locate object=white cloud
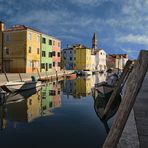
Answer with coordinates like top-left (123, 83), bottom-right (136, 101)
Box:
top-left (121, 49), bottom-right (139, 54)
top-left (70, 0), bottom-right (112, 7)
top-left (117, 34), bottom-right (148, 45)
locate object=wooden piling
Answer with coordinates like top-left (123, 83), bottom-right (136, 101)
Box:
top-left (102, 60), bottom-right (133, 119)
top-left (37, 68), bottom-right (41, 79)
top-left (102, 50), bottom-right (148, 148)
top-left (18, 73), bottom-right (23, 81)
top-left (4, 71), bottom-right (9, 82)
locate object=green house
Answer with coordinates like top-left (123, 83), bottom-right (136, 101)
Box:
top-left (41, 34), bottom-right (53, 72)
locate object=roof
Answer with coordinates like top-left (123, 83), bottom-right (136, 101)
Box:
top-left (4, 25), bottom-right (60, 41)
top-left (108, 54), bottom-right (128, 58)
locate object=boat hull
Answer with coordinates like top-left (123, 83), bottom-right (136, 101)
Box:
top-left (1, 81), bottom-right (42, 92)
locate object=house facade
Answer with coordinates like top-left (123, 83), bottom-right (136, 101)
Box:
top-left (106, 54), bottom-right (128, 70)
top-left (62, 48), bottom-right (74, 70)
top-left (95, 49), bottom-right (107, 72)
top-left (0, 22), bottom-right (61, 73)
top-left (41, 34), bottom-right (53, 72)
top-left (52, 38), bottom-right (61, 72)
top-left (75, 44), bottom-right (91, 71)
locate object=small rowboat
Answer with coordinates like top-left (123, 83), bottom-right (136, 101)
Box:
top-left (1, 81), bottom-right (42, 93)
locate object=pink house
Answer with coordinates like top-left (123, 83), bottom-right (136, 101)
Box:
top-left (52, 38), bottom-right (61, 72)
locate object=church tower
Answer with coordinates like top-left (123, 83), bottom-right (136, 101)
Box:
top-left (92, 32), bottom-right (97, 53)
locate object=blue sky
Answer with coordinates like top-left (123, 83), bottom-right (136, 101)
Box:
top-left (0, 0), bottom-right (148, 59)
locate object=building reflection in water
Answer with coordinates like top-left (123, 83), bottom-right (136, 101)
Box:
top-left (63, 73), bottom-right (107, 98)
top-left (41, 82), bottom-right (61, 116)
top-left (0, 82), bottom-right (61, 129)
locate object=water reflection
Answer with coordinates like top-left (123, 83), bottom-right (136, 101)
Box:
top-left (93, 90), bottom-right (121, 133)
top-left (0, 73), bottom-right (121, 148)
top-left (63, 73), bottom-right (107, 98)
top-left (41, 82), bottom-right (61, 116)
top-left (0, 81), bottom-right (62, 129)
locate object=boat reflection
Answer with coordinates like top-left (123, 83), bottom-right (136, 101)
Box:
top-left (0, 82), bottom-right (61, 129)
top-left (93, 86), bottom-right (121, 133)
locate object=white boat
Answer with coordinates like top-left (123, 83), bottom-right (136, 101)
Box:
top-left (1, 81), bottom-right (42, 92)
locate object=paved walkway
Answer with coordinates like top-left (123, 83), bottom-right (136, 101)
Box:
top-left (0, 70), bottom-right (73, 86)
top-left (118, 72), bottom-right (148, 148)
top-left (134, 72), bottom-right (148, 148)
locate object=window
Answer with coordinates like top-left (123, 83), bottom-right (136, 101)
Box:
top-left (58, 42), bottom-right (60, 47)
top-left (29, 99), bottom-right (32, 105)
top-left (6, 48), bottom-right (9, 55)
top-left (28, 60), bottom-right (32, 67)
top-left (49, 64), bottom-right (52, 69)
top-left (41, 63), bottom-right (45, 69)
top-left (42, 51), bottom-right (46, 57)
top-left (49, 52), bottom-right (52, 57)
top-left (49, 39), bottom-right (52, 45)
top-left (37, 48), bottom-right (40, 54)
top-left (5, 34), bottom-right (10, 42)
top-left (52, 51), bottom-right (56, 56)
top-left (70, 51), bottom-right (72, 54)
top-left (28, 46), bottom-right (32, 53)
top-left (58, 62), bottom-right (60, 67)
top-left (28, 33), bottom-right (32, 40)
top-left (42, 38), bottom-right (46, 43)
top-left (37, 36), bottom-right (40, 43)
top-left (53, 62), bottom-right (55, 67)
top-left (58, 52), bottom-right (60, 57)
top-left (70, 57), bottom-right (72, 61)
top-left (74, 57), bottom-right (76, 60)
top-left (53, 40), bottom-right (55, 45)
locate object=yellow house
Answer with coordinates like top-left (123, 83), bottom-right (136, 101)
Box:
top-left (75, 77), bottom-right (91, 98)
top-left (2, 23), bottom-right (41, 73)
top-left (74, 44), bottom-right (91, 70)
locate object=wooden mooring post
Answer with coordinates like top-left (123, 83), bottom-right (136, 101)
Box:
top-left (18, 73), bottom-right (23, 82)
top-left (102, 50), bottom-right (148, 148)
top-left (102, 60), bottom-right (133, 119)
top-left (4, 71), bottom-right (9, 82)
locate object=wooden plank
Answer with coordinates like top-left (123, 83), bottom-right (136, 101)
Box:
top-left (102, 60), bottom-right (133, 119)
top-left (102, 50), bottom-right (148, 148)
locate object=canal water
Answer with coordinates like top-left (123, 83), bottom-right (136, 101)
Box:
top-left (0, 74), bottom-right (119, 148)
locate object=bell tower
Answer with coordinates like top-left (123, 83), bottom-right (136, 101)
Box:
top-left (92, 32), bottom-right (97, 53)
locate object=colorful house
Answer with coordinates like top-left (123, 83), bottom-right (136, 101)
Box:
top-left (1, 24), bottom-right (41, 73)
top-left (75, 45), bottom-right (91, 71)
top-left (106, 54), bottom-right (128, 70)
top-left (62, 47), bottom-right (75, 70)
top-left (0, 22), bottom-right (61, 73)
top-left (41, 34), bottom-right (53, 72)
top-left (52, 38), bottom-right (61, 72)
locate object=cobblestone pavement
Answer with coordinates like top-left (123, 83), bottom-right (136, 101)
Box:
top-left (117, 109), bottom-right (139, 148)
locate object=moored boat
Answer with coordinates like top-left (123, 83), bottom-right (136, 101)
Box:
top-left (1, 81), bottom-right (42, 93)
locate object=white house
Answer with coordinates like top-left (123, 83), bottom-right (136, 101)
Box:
top-left (95, 49), bottom-right (107, 72)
